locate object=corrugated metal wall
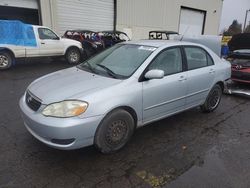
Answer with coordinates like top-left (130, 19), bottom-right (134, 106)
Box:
top-left (118, 0), bottom-right (167, 28)
top-left (55, 0), bottom-right (114, 35)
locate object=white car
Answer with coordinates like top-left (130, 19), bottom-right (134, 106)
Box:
top-left (0, 20), bottom-right (83, 70)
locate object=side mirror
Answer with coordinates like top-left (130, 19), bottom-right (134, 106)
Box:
top-left (144, 69), bottom-right (164, 80)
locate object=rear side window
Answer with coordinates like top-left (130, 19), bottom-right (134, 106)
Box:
top-left (184, 47), bottom-right (214, 70)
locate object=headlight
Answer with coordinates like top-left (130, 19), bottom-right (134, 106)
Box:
top-left (42, 100), bottom-right (88, 118)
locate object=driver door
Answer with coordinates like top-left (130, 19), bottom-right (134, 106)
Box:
top-left (142, 47), bottom-right (188, 123)
top-left (37, 28), bottom-right (64, 56)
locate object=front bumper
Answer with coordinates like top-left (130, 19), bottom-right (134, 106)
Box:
top-left (19, 95), bottom-right (104, 150)
top-left (224, 79), bottom-right (250, 97)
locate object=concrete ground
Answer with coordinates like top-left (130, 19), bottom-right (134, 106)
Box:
top-left (1, 61), bottom-right (250, 188)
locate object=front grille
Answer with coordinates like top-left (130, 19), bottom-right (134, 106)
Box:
top-left (25, 91), bottom-right (42, 111)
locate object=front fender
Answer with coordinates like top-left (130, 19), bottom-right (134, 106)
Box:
top-left (78, 80), bottom-right (143, 125)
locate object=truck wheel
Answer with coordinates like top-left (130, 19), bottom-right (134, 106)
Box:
top-left (0, 51), bottom-right (13, 70)
top-left (66, 48), bottom-right (81, 64)
top-left (200, 84), bottom-right (222, 113)
top-left (94, 109), bottom-right (135, 154)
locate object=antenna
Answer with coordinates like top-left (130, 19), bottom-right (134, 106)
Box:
top-left (180, 26), bottom-right (190, 41)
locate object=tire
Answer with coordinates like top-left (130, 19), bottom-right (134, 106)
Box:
top-left (0, 51), bottom-right (13, 70)
top-left (65, 47), bottom-right (81, 64)
top-left (200, 84), bottom-right (222, 113)
top-left (94, 109), bottom-right (135, 154)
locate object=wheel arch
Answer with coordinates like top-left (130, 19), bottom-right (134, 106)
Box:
top-left (65, 45), bottom-right (81, 55)
top-left (103, 106), bottom-right (138, 128)
top-left (215, 81), bottom-right (224, 91)
top-left (0, 47), bottom-right (16, 59)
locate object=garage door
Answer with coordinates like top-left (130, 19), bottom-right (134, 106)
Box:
top-left (56, 0), bottom-right (114, 35)
top-left (0, 0), bottom-right (39, 25)
top-left (179, 7), bottom-right (206, 35)
top-left (0, 0), bottom-right (38, 9)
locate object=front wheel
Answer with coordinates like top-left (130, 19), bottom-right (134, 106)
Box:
top-left (200, 84), bottom-right (222, 113)
top-left (94, 109), bottom-right (135, 154)
top-left (0, 51), bottom-right (13, 70)
top-left (65, 48), bottom-right (81, 64)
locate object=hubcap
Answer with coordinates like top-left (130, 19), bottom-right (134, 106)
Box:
top-left (0, 55), bottom-right (9, 68)
top-left (208, 89), bottom-right (220, 109)
top-left (69, 51), bottom-right (79, 63)
top-left (106, 120), bottom-right (128, 146)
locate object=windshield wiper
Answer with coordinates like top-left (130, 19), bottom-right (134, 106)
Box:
top-left (79, 61), bottom-right (95, 73)
top-left (96, 64), bottom-right (118, 78)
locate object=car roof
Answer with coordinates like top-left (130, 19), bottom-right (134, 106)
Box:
top-left (124, 40), bottom-right (201, 48)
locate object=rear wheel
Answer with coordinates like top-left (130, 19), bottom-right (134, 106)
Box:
top-left (0, 51), bottom-right (13, 70)
top-left (94, 109), bottom-right (135, 154)
top-left (201, 84), bottom-right (222, 113)
top-left (65, 48), bottom-right (81, 64)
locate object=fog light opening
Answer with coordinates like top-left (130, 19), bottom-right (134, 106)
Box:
top-left (51, 138), bottom-right (75, 145)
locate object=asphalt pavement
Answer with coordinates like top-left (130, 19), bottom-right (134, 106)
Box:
top-left (1, 60), bottom-right (250, 188)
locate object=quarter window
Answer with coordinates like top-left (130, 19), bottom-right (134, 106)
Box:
top-left (38, 28), bottom-right (58, 40)
top-left (184, 47), bottom-right (214, 70)
top-left (148, 48), bottom-right (183, 76)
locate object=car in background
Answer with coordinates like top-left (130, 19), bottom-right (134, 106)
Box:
top-left (149, 30), bottom-right (179, 40)
top-left (20, 40), bottom-right (231, 153)
top-left (63, 30), bottom-right (105, 59)
top-left (227, 33), bottom-right (250, 83)
top-left (0, 20), bottom-right (83, 70)
top-left (98, 30), bottom-right (130, 48)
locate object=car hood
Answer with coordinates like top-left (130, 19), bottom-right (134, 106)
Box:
top-left (228, 33), bottom-right (250, 52)
top-left (231, 59), bottom-right (250, 67)
top-left (28, 67), bottom-right (122, 104)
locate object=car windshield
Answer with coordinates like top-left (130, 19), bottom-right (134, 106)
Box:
top-left (78, 44), bottom-right (156, 79)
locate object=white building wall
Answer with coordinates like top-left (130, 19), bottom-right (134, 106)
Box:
top-left (40, 0), bottom-right (223, 39)
top-left (117, 0), bottom-right (223, 39)
top-left (39, 0), bottom-right (57, 30)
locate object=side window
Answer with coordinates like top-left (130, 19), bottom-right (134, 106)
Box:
top-left (184, 47), bottom-right (214, 70)
top-left (207, 53), bottom-right (214, 66)
top-left (148, 48), bottom-right (183, 76)
top-left (38, 28), bottom-right (58, 40)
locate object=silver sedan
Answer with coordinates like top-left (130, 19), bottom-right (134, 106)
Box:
top-left (20, 40), bottom-right (231, 153)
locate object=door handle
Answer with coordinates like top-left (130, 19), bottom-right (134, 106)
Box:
top-left (41, 42), bottom-right (45, 45)
top-left (209, 69), bottom-right (215, 74)
top-left (178, 76), bottom-right (186, 81)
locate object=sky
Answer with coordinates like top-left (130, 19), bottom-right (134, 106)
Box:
top-left (219, 0), bottom-right (250, 33)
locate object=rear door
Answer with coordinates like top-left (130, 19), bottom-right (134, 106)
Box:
top-left (142, 47), bottom-right (188, 123)
top-left (184, 46), bottom-right (216, 107)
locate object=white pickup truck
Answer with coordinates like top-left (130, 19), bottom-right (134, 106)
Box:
top-left (0, 20), bottom-right (83, 70)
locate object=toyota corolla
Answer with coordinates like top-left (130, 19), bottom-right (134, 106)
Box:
top-left (20, 40), bottom-right (231, 153)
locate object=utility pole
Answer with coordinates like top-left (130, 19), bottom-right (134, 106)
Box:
top-left (243, 9), bottom-right (250, 32)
